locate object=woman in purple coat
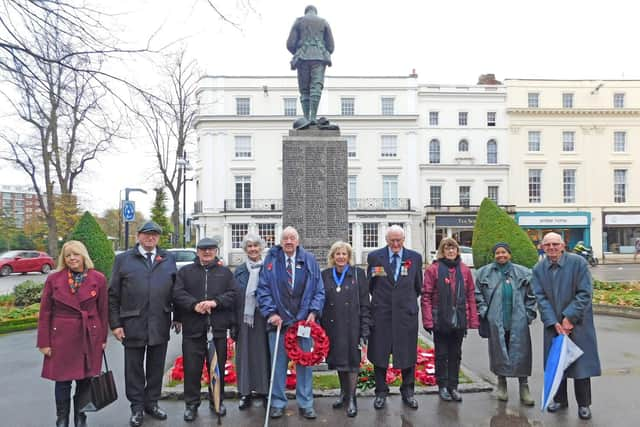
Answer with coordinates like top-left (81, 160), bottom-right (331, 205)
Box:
top-left (37, 241), bottom-right (109, 427)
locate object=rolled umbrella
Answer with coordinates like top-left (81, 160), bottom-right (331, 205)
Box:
top-left (264, 323), bottom-right (282, 427)
top-left (541, 334), bottom-right (584, 411)
top-left (207, 326), bottom-right (222, 425)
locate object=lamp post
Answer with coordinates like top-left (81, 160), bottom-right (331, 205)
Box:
top-left (176, 152), bottom-right (192, 247)
top-left (123, 187), bottom-right (147, 250)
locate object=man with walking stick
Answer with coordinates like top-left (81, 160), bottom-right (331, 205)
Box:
top-left (173, 237), bottom-right (237, 422)
top-left (257, 227), bottom-right (325, 420)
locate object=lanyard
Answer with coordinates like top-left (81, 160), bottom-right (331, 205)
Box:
top-left (332, 265), bottom-right (349, 290)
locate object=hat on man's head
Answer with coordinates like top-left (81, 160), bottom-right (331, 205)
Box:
top-left (137, 221), bottom-right (162, 234)
top-left (197, 237), bottom-right (220, 249)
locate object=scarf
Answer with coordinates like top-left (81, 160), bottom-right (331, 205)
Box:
top-left (497, 261), bottom-right (513, 330)
top-left (67, 269), bottom-right (87, 294)
top-left (243, 259), bottom-right (262, 327)
top-left (436, 257), bottom-right (466, 333)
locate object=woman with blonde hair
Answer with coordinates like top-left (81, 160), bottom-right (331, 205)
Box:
top-left (421, 237), bottom-right (479, 402)
top-left (320, 241), bottom-right (371, 417)
top-left (37, 240), bottom-right (109, 427)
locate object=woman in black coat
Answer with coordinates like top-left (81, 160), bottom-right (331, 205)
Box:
top-left (320, 241), bottom-right (371, 417)
top-left (233, 234), bottom-right (271, 410)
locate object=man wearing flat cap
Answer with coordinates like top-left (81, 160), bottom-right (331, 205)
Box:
top-left (173, 237), bottom-right (237, 422)
top-left (109, 221), bottom-right (178, 427)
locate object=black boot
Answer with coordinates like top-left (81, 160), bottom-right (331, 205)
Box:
top-left (332, 372), bottom-right (347, 409)
top-left (56, 399), bottom-right (71, 427)
top-left (73, 396), bottom-right (87, 427)
top-left (346, 372), bottom-right (358, 417)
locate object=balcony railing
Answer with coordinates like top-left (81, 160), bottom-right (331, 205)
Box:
top-left (193, 200), bottom-right (203, 214)
top-left (424, 204), bottom-right (516, 214)
top-left (224, 199), bottom-right (282, 212)
top-left (348, 198), bottom-right (412, 211)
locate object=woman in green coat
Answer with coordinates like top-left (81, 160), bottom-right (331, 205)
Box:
top-left (475, 242), bottom-right (537, 406)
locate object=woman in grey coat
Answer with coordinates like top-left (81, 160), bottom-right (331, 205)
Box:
top-left (475, 242), bottom-right (536, 406)
top-left (233, 234), bottom-right (270, 410)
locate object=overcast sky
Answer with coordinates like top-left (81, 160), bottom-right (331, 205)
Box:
top-left (2, 0), bottom-right (638, 216)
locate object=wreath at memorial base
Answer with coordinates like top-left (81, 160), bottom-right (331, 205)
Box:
top-left (284, 320), bottom-right (330, 366)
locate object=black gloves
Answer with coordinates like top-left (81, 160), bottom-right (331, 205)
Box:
top-left (424, 327), bottom-right (433, 335)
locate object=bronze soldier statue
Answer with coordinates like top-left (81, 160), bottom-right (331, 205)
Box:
top-left (287, 5), bottom-right (334, 129)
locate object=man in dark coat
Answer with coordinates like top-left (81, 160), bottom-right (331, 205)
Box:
top-left (173, 237), bottom-right (237, 422)
top-left (532, 232), bottom-right (601, 420)
top-left (109, 221), bottom-right (178, 427)
top-left (367, 225), bottom-right (423, 410)
top-left (257, 226), bottom-right (325, 420)
top-left (286, 5), bottom-right (334, 126)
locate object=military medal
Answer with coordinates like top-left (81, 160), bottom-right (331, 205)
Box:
top-left (333, 265), bottom-right (349, 293)
top-left (401, 266), bottom-right (408, 276)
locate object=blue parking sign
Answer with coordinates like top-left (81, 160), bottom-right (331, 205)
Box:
top-left (122, 200), bottom-right (135, 222)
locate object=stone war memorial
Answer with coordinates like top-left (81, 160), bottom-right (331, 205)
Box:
top-left (283, 5), bottom-right (346, 264)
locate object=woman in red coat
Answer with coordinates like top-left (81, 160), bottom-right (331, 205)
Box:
top-left (421, 238), bottom-right (478, 403)
top-left (37, 240), bottom-right (108, 427)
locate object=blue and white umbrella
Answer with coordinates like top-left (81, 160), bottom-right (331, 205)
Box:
top-left (541, 334), bottom-right (584, 411)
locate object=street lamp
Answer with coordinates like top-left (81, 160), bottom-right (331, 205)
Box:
top-left (176, 152), bottom-right (193, 247)
top-left (123, 187), bottom-right (147, 250)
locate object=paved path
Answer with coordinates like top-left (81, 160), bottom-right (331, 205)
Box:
top-left (589, 263), bottom-right (640, 282)
top-left (1, 314), bottom-right (639, 426)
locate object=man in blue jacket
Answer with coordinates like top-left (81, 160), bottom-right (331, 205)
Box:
top-left (257, 226), bottom-right (325, 420)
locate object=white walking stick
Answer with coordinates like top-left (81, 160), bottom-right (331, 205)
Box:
top-left (264, 322), bottom-right (282, 427)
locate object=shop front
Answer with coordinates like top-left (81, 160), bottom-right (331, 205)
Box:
top-left (516, 212), bottom-right (591, 250)
top-left (434, 215), bottom-right (476, 248)
top-left (603, 213), bottom-right (640, 254)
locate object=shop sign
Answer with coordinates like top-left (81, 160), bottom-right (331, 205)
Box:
top-left (605, 214), bottom-right (640, 225)
top-left (435, 215), bottom-right (476, 227)
top-left (518, 215), bottom-right (588, 227)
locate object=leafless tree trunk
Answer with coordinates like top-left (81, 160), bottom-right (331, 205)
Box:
top-left (135, 49), bottom-right (198, 246)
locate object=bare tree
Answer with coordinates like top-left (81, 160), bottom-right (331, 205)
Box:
top-left (135, 49), bottom-right (198, 246)
top-left (0, 8), bottom-right (120, 257)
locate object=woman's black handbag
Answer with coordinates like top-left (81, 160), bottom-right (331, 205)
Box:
top-left (77, 352), bottom-right (118, 412)
top-left (478, 284), bottom-right (499, 339)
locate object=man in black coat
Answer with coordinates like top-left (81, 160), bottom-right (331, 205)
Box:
top-left (367, 225), bottom-right (423, 410)
top-left (173, 237), bottom-right (237, 422)
top-left (109, 221), bottom-right (178, 427)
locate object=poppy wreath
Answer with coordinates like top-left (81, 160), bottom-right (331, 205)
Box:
top-left (284, 320), bottom-right (330, 366)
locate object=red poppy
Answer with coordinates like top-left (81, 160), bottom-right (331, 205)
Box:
top-left (403, 259), bottom-right (412, 269)
top-left (267, 263), bottom-right (273, 271)
top-left (155, 255), bottom-right (163, 262)
top-left (90, 290), bottom-right (97, 297)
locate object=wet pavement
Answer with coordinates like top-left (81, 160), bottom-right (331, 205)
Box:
top-left (1, 313), bottom-right (639, 426)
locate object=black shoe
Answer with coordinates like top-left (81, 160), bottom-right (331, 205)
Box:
top-left (547, 401), bottom-right (569, 413)
top-left (144, 404), bottom-right (167, 420)
top-left (129, 411), bottom-right (144, 427)
top-left (578, 406), bottom-right (592, 420)
top-left (332, 392), bottom-right (346, 409)
top-left (402, 395), bottom-right (419, 409)
top-left (239, 395), bottom-right (251, 410)
top-left (183, 405), bottom-right (198, 422)
top-left (346, 395), bottom-right (357, 417)
top-left (449, 389), bottom-right (463, 402)
top-left (270, 407), bottom-right (284, 419)
top-left (373, 394), bottom-right (386, 410)
top-left (439, 387), bottom-right (452, 401)
top-left (298, 407), bottom-right (317, 419)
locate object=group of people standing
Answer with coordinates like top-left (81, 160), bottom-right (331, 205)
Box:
top-left (37, 220), bottom-right (600, 426)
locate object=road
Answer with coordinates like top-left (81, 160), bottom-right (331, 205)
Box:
top-left (0, 271), bottom-right (49, 295)
top-left (1, 314), bottom-right (639, 426)
top-left (589, 263), bottom-right (640, 282)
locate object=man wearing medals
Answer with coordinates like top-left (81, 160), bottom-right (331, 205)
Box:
top-left (366, 225), bottom-right (423, 410)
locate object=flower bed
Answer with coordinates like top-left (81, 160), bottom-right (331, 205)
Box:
top-left (0, 294), bottom-right (40, 335)
top-left (169, 337), bottom-right (237, 386)
top-left (593, 280), bottom-right (640, 307)
top-left (357, 344), bottom-right (436, 391)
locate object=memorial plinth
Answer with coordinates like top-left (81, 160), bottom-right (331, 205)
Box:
top-left (283, 129), bottom-right (348, 265)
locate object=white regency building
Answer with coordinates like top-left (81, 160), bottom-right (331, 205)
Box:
top-left (192, 75), bottom-right (509, 266)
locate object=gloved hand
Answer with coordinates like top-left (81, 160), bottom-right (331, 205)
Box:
top-left (360, 336), bottom-right (368, 347)
top-left (424, 327), bottom-right (432, 335)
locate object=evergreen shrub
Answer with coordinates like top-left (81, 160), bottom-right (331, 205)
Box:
top-left (68, 211), bottom-right (115, 279)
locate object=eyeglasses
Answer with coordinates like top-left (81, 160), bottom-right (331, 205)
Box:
top-left (543, 243), bottom-right (562, 247)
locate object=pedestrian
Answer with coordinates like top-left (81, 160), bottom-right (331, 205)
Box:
top-left (37, 240), bottom-right (108, 427)
top-left (634, 237), bottom-right (640, 262)
top-left (367, 225), bottom-right (423, 410)
top-left (286, 5), bottom-right (334, 126)
top-left (172, 237), bottom-right (237, 422)
top-left (422, 237), bottom-right (479, 402)
top-left (532, 232), bottom-right (601, 420)
top-left (320, 241), bottom-right (371, 417)
top-left (257, 226), bottom-right (325, 420)
top-left (108, 221), bottom-right (178, 427)
top-left (233, 234), bottom-right (270, 410)
top-left (475, 242), bottom-right (537, 406)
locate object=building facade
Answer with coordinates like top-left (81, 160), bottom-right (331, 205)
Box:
top-left (192, 75), bottom-right (508, 265)
top-left (506, 79), bottom-right (640, 258)
top-left (0, 185), bottom-right (43, 228)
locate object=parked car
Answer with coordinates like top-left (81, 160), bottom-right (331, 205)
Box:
top-left (429, 245), bottom-right (474, 267)
top-left (0, 250), bottom-right (55, 276)
top-left (167, 248), bottom-right (197, 269)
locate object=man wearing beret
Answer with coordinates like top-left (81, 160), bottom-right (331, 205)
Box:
top-left (173, 238), bottom-right (237, 422)
top-left (109, 221), bottom-right (178, 427)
